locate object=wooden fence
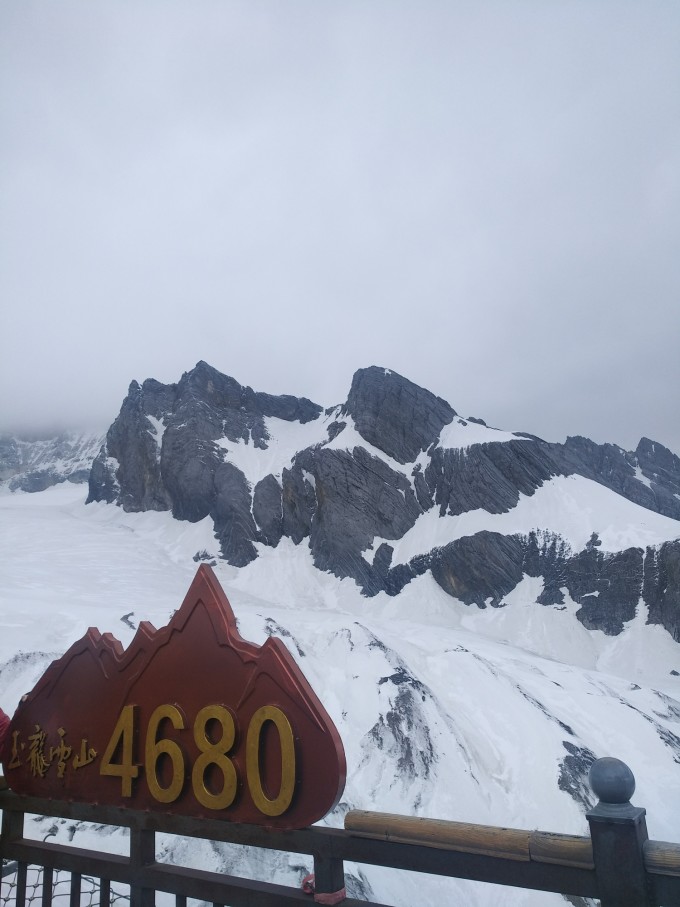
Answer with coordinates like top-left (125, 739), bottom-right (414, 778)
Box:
top-left (1, 758), bottom-right (679, 906)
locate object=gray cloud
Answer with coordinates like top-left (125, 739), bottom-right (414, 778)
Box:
top-left (1, 1), bottom-right (678, 453)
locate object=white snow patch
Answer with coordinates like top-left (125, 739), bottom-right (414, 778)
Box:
top-left (436, 418), bottom-right (524, 449)
top-left (379, 474), bottom-right (680, 566)
top-left (104, 456), bottom-right (121, 492)
top-left (146, 416), bottom-right (166, 461)
top-left (215, 415), bottom-right (327, 486)
top-left (635, 465), bottom-right (653, 489)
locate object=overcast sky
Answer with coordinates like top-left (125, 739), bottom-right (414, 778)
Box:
top-left (1, 2), bottom-right (678, 454)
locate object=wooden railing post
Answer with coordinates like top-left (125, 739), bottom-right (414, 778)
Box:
top-left (129, 827), bottom-right (155, 907)
top-left (313, 854), bottom-right (346, 904)
top-left (1, 806), bottom-right (25, 904)
top-left (586, 757), bottom-right (653, 907)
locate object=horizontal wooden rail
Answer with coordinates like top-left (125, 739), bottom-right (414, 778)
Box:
top-left (645, 840), bottom-right (680, 877)
top-left (345, 810), bottom-right (594, 870)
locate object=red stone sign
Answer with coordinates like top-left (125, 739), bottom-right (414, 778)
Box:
top-left (2, 565), bottom-right (346, 829)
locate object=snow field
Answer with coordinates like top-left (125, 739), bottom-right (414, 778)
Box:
top-left (1, 484), bottom-right (680, 907)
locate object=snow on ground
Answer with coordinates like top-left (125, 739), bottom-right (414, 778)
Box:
top-left (365, 473), bottom-right (680, 566)
top-left (1, 485), bottom-right (680, 906)
top-left (436, 417), bottom-right (523, 448)
top-left (214, 413), bottom-right (328, 486)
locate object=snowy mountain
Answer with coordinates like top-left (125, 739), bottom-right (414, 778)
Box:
top-left (0, 430), bottom-right (104, 492)
top-left (86, 362), bottom-right (680, 644)
top-left (2, 363), bottom-right (680, 906)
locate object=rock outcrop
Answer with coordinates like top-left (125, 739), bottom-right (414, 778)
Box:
top-left (342, 366), bottom-right (455, 464)
top-left (87, 361), bottom-right (323, 566)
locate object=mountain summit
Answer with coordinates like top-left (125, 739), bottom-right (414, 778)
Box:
top-left (84, 363), bottom-right (680, 643)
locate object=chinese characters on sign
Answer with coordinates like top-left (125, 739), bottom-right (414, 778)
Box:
top-left (9, 726), bottom-right (97, 778)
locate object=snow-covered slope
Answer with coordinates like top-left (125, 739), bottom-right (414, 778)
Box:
top-left (366, 473), bottom-right (680, 565)
top-left (1, 484), bottom-right (679, 906)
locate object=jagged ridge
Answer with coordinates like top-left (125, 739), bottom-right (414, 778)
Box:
top-left (85, 362), bottom-right (680, 640)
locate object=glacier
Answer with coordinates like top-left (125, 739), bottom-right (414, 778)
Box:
top-left (1, 482), bottom-right (679, 906)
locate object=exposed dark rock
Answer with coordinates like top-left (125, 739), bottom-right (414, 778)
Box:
top-left (517, 689), bottom-right (574, 735)
top-left (585, 532), bottom-right (602, 550)
top-left (372, 543), bottom-right (394, 580)
top-left (568, 548), bottom-right (643, 635)
top-left (253, 474), bottom-right (283, 547)
top-left (293, 446), bottom-right (422, 593)
top-left (431, 532), bottom-right (525, 606)
top-left (281, 457), bottom-right (317, 545)
top-left (422, 527), bottom-right (678, 639)
top-left (359, 628), bottom-right (439, 783)
top-left (425, 439), bottom-right (557, 517)
top-left (636, 437), bottom-right (680, 503)
top-left (521, 531), bottom-right (651, 634)
top-left (366, 684), bottom-right (436, 781)
top-left (326, 420), bottom-right (346, 442)
top-left (173, 360), bottom-right (321, 444)
top-left (211, 462), bottom-right (259, 566)
top-left (87, 448), bottom-right (119, 503)
top-left (523, 531), bottom-right (570, 605)
top-left (88, 380), bottom-right (173, 512)
top-left (193, 549), bottom-right (216, 563)
top-left (558, 741), bottom-right (597, 809)
top-left (644, 541), bottom-right (680, 642)
top-left (412, 463), bottom-right (434, 511)
top-left (343, 366), bottom-right (455, 464)
top-left (263, 618), bottom-right (306, 658)
top-left (161, 422), bottom-right (217, 522)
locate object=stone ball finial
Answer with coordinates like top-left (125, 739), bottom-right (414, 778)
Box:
top-left (589, 757), bottom-right (636, 804)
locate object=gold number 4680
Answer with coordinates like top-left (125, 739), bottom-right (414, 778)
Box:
top-left (99, 702), bottom-right (295, 817)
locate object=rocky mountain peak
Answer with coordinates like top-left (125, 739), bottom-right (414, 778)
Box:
top-left (64, 361), bottom-right (680, 644)
top-left (177, 360), bottom-right (244, 409)
top-left (636, 437), bottom-right (680, 483)
top-left (343, 366), bottom-right (456, 464)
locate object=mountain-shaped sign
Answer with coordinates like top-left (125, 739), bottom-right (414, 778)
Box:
top-left (2, 565), bottom-right (346, 829)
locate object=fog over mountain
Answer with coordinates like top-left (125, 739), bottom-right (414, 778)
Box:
top-left (2, 4), bottom-right (679, 455)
